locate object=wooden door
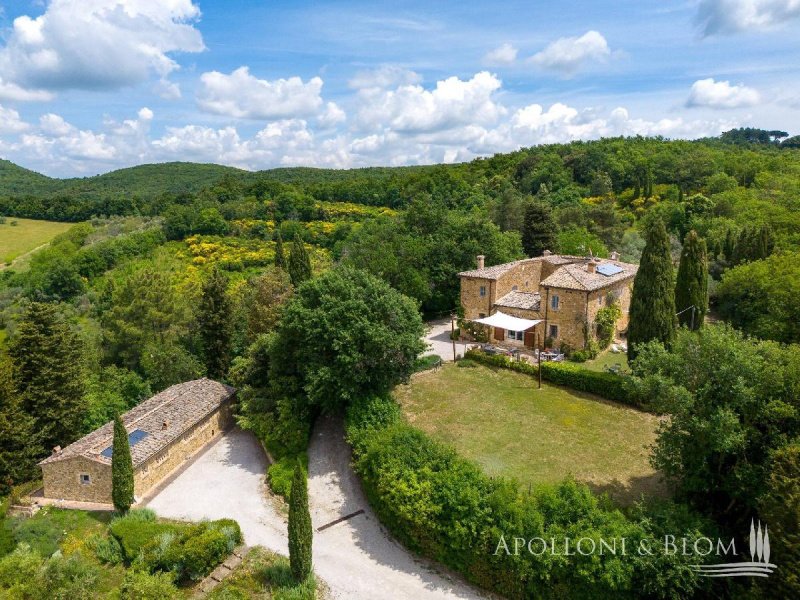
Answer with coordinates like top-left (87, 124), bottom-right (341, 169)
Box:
top-left (494, 327), bottom-right (504, 341)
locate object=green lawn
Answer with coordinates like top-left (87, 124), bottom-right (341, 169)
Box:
top-left (582, 348), bottom-right (629, 372)
top-left (396, 363), bottom-right (664, 505)
top-left (0, 217), bottom-right (73, 267)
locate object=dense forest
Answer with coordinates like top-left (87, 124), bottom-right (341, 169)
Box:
top-left (1, 128), bottom-right (799, 597)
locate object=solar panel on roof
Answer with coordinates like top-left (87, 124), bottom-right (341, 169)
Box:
top-left (596, 263), bottom-right (624, 277)
top-left (100, 429), bottom-right (149, 458)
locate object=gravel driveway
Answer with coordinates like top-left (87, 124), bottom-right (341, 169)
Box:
top-left (145, 424), bottom-right (487, 600)
top-left (424, 318), bottom-right (470, 362)
top-left (308, 415), bottom-right (487, 599)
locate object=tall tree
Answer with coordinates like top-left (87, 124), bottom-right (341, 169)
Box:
top-left (274, 230), bottom-right (286, 269)
top-left (0, 352), bottom-right (38, 494)
top-left (111, 415), bottom-right (134, 513)
top-left (288, 234), bottom-right (312, 287)
top-left (9, 302), bottom-right (85, 455)
top-left (675, 230), bottom-right (708, 330)
top-left (198, 268), bottom-right (233, 380)
top-left (521, 201), bottom-right (558, 257)
top-left (627, 218), bottom-right (676, 361)
top-left (288, 461), bottom-right (312, 582)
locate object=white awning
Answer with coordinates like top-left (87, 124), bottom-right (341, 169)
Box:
top-left (472, 311), bottom-right (543, 331)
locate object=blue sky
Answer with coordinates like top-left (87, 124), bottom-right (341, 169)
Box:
top-left (0, 0), bottom-right (798, 177)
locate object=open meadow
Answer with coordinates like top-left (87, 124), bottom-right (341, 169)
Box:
top-left (395, 362), bottom-right (665, 505)
top-left (0, 218), bottom-right (73, 268)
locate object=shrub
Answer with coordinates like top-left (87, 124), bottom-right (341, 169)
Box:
top-left (412, 354), bottom-right (442, 373)
top-left (464, 349), bottom-right (638, 410)
top-left (117, 570), bottom-right (178, 600)
top-left (456, 358), bottom-right (478, 368)
top-left (86, 532), bottom-right (123, 565)
top-left (135, 519), bottom-right (242, 583)
top-left (36, 551), bottom-right (99, 600)
top-left (267, 454), bottom-right (307, 501)
top-left (180, 527), bottom-right (230, 581)
top-left (109, 510), bottom-right (176, 562)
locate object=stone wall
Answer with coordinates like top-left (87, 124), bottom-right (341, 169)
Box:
top-left (460, 276), bottom-right (495, 319)
top-left (41, 456), bottom-right (113, 504)
top-left (494, 261), bottom-right (542, 299)
top-left (134, 402), bottom-right (234, 498)
top-left (542, 287), bottom-right (591, 350)
top-left (40, 400), bottom-right (234, 505)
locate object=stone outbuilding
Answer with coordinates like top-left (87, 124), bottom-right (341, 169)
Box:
top-left (39, 378), bottom-right (235, 505)
top-left (459, 251), bottom-right (638, 351)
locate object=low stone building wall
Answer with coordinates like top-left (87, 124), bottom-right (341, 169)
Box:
top-left (135, 403), bottom-right (233, 497)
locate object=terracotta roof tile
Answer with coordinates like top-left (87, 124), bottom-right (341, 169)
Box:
top-left (458, 255), bottom-right (584, 280)
top-left (494, 291), bottom-right (541, 311)
top-left (540, 260), bottom-right (637, 291)
top-left (40, 378), bottom-right (235, 467)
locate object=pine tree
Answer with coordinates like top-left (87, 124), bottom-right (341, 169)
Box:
top-left (274, 230), bottom-right (286, 269)
top-left (288, 234), bottom-right (312, 287)
top-left (521, 201), bottom-right (558, 257)
top-left (288, 461), bottom-right (312, 582)
top-left (198, 268), bottom-right (233, 380)
top-left (0, 352), bottom-right (38, 494)
top-left (628, 218), bottom-right (676, 361)
top-left (111, 415), bottom-right (134, 513)
top-left (675, 230), bottom-right (708, 330)
top-left (9, 302), bottom-right (85, 455)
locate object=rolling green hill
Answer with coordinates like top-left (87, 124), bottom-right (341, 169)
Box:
top-left (0, 159), bottom-right (60, 197)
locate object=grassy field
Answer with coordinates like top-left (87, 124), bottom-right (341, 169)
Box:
top-left (395, 363), bottom-right (664, 505)
top-left (582, 348), bottom-right (629, 372)
top-left (0, 217), bottom-right (73, 267)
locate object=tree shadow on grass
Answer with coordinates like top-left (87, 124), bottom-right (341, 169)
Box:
top-left (584, 472), bottom-right (669, 507)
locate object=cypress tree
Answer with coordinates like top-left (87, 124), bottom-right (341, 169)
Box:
top-left (274, 230), bottom-right (286, 269)
top-left (288, 234), bottom-right (312, 287)
top-left (111, 415), bottom-right (134, 513)
top-left (198, 268), bottom-right (233, 379)
top-left (723, 228), bottom-right (736, 262)
top-left (0, 352), bottom-right (38, 494)
top-left (521, 201), bottom-right (558, 257)
top-left (627, 218), bottom-right (676, 361)
top-left (9, 302), bottom-right (85, 455)
top-left (675, 230), bottom-right (708, 330)
top-left (288, 461), bottom-right (312, 582)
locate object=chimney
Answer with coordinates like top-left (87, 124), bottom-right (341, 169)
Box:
top-left (162, 420), bottom-right (170, 430)
top-left (543, 249), bottom-right (552, 256)
top-left (52, 445), bottom-right (62, 456)
top-left (476, 255), bottom-right (485, 270)
top-left (610, 250), bottom-right (620, 261)
top-left (587, 261), bottom-right (596, 274)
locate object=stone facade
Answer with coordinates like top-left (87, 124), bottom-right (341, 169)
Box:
top-left (39, 378), bottom-right (235, 505)
top-left (459, 254), bottom-right (637, 351)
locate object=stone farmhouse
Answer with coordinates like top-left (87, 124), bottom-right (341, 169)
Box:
top-left (459, 251), bottom-right (638, 351)
top-left (39, 378), bottom-right (235, 505)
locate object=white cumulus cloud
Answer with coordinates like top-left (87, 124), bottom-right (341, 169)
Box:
top-left (355, 71), bottom-right (505, 133)
top-left (0, 105), bottom-right (30, 134)
top-left (197, 67), bottom-right (325, 120)
top-left (0, 0), bottom-right (204, 97)
top-left (697, 0), bottom-right (800, 35)
top-left (484, 43), bottom-right (518, 66)
top-left (686, 78), bottom-right (761, 108)
top-left (529, 31), bottom-right (612, 76)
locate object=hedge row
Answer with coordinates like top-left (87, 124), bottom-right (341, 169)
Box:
top-left (464, 349), bottom-right (641, 410)
top-left (109, 509), bottom-right (242, 583)
top-left (346, 395), bottom-right (713, 600)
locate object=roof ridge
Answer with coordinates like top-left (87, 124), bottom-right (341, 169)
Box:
top-left (87, 380), bottom-right (205, 455)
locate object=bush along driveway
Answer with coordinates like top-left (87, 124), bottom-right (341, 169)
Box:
top-left (145, 426), bottom-right (487, 599)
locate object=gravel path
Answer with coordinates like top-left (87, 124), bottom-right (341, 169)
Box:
top-left (143, 428), bottom-right (288, 553)
top-left (308, 415), bottom-right (487, 600)
top-left (424, 318), bottom-right (470, 362)
top-left (145, 424), bottom-right (487, 600)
